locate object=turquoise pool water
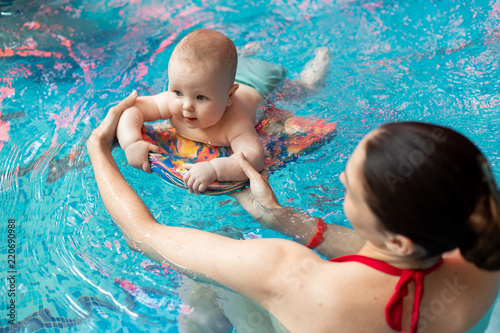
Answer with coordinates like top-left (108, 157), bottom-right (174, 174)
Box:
top-left (1, 0), bottom-right (500, 331)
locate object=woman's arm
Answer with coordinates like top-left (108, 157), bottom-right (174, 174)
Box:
top-left (87, 92), bottom-right (320, 306)
top-left (231, 153), bottom-right (366, 258)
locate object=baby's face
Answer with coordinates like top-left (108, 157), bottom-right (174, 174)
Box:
top-left (167, 58), bottom-right (233, 130)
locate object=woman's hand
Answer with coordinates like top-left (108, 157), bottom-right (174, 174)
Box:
top-left (230, 153), bottom-right (282, 223)
top-left (231, 154), bottom-right (320, 244)
top-left (87, 91), bottom-right (138, 152)
top-left (233, 153), bottom-right (366, 257)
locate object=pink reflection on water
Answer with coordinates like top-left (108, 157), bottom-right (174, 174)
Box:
top-left (119, 62), bottom-right (151, 88)
top-left (0, 120), bottom-right (10, 152)
top-left (150, 33), bottom-right (178, 65)
top-left (0, 80), bottom-right (15, 152)
top-left (48, 101), bottom-right (85, 145)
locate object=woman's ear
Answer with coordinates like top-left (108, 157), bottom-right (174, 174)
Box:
top-left (226, 83), bottom-right (239, 106)
top-left (384, 234), bottom-right (419, 256)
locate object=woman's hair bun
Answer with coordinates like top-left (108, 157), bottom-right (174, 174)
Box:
top-left (460, 187), bottom-right (500, 271)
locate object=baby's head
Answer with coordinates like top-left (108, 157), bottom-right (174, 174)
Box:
top-left (169, 29), bottom-right (238, 90)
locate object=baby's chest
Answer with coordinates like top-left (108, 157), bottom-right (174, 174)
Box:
top-left (174, 126), bottom-right (230, 147)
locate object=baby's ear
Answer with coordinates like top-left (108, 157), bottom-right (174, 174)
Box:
top-left (227, 83), bottom-right (239, 106)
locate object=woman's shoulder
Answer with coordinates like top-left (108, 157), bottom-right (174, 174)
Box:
top-left (440, 249), bottom-right (500, 304)
top-left (442, 249), bottom-right (500, 280)
top-left (424, 249), bottom-right (500, 331)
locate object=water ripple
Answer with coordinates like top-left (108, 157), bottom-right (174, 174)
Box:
top-left (1, 0), bottom-right (499, 332)
top-left (0, 144), bottom-right (21, 198)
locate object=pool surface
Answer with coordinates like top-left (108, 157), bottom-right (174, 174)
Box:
top-left (1, 0), bottom-right (500, 332)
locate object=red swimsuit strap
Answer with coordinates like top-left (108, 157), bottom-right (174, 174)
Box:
top-left (329, 254), bottom-right (443, 333)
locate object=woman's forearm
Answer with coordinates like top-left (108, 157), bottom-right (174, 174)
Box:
top-left (86, 91), bottom-right (184, 264)
top-left (87, 133), bottom-right (160, 250)
top-left (254, 206), bottom-right (365, 257)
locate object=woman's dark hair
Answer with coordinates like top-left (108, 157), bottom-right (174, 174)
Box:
top-left (362, 121), bottom-right (500, 270)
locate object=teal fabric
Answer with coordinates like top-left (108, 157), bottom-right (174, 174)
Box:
top-left (485, 295), bottom-right (500, 332)
top-left (465, 305), bottom-right (494, 333)
top-left (235, 57), bottom-right (287, 97)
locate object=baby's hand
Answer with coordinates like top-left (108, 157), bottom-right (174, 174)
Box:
top-left (183, 162), bottom-right (217, 195)
top-left (124, 140), bottom-right (159, 173)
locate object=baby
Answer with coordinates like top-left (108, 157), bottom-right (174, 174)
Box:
top-left (116, 29), bottom-right (285, 194)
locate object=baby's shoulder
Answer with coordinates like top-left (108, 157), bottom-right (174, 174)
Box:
top-left (223, 109), bottom-right (255, 132)
top-left (221, 100), bottom-right (253, 123)
top-left (235, 82), bottom-right (263, 101)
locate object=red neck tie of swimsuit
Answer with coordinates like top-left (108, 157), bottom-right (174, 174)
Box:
top-left (386, 269), bottom-right (426, 332)
top-left (330, 255), bottom-right (443, 333)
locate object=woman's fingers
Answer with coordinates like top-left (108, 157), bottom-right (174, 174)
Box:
top-left (236, 152), bottom-right (282, 210)
top-left (109, 90), bottom-right (138, 119)
top-left (238, 152), bottom-right (262, 180)
top-left (94, 91), bottom-right (138, 141)
top-left (88, 91), bottom-right (138, 150)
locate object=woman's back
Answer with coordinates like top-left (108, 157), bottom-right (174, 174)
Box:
top-left (264, 247), bottom-right (499, 333)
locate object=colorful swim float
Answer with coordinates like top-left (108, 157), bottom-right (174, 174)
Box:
top-left (142, 103), bottom-right (337, 195)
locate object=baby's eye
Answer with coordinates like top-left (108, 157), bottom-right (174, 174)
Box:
top-left (197, 95), bottom-right (207, 101)
top-left (173, 90), bottom-right (182, 97)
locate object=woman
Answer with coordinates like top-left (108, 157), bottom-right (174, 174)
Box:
top-left (87, 92), bottom-right (500, 332)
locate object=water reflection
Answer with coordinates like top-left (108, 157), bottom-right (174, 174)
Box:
top-left (1, 0), bottom-right (499, 331)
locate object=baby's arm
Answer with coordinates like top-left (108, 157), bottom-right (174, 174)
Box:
top-left (184, 124), bottom-right (264, 194)
top-left (116, 92), bottom-right (170, 172)
top-left (213, 130), bottom-right (265, 181)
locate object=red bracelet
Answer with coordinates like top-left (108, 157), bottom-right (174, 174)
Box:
top-left (306, 217), bottom-right (327, 249)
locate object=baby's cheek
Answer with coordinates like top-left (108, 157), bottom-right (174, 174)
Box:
top-left (168, 101), bottom-right (181, 114)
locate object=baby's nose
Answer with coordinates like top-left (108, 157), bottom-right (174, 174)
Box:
top-left (183, 99), bottom-right (194, 111)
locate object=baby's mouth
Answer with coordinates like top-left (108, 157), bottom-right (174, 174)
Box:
top-left (183, 116), bottom-right (197, 123)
